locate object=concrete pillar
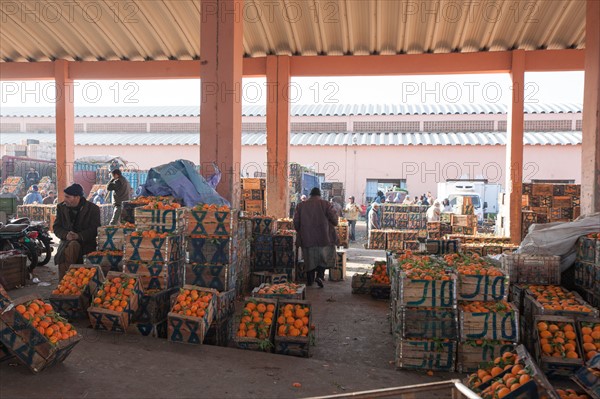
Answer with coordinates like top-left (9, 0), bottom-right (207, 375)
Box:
top-left (200, 0), bottom-right (243, 207)
top-left (582, 0), bottom-right (600, 214)
top-left (506, 50), bottom-right (525, 243)
top-left (266, 56), bottom-right (291, 218)
top-left (54, 60), bottom-right (75, 202)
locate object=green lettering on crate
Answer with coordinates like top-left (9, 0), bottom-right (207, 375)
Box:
top-left (491, 276), bottom-right (506, 301)
top-left (407, 280), bottom-right (429, 306)
top-left (440, 280), bottom-right (453, 307)
top-left (467, 312), bottom-right (490, 339)
top-left (501, 313), bottom-right (517, 341)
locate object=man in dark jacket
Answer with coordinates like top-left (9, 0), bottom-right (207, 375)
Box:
top-left (293, 187), bottom-right (338, 287)
top-left (106, 169), bottom-right (131, 225)
top-left (53, 184), bottom-right (101, 279)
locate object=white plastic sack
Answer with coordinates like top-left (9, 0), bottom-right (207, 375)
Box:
top-left (517, 212), bottom-right (600, 271)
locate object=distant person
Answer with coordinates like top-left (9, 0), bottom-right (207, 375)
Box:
top-left (106, 169), bottom-right (131, 225)
top-left (367, 203), bottom-right (381, 248)
top-left (427, 200), bottom-right (442, 222)
top-left (300, 194), bottom-right (307, 202)
top-left (426, 191), bottom-right (434, 205)
top-left (23, 185), bottom-right (43, 204)
top-left (42, 190), bottom-right (56, 205)
top-left (344, 196), bottom-right (360, 242)
top-left (374, 190), bottom-right (385, 204)
top-left (402, 195), bottom-right (413, 205)
top-left (26, 167), bottom-right (40, 187)
top-left (109, 159), bottom-right (120, 172)
top-left (442, 198), bottom-right (452, 212)
top-left (92, 189), bottom-right (106, 205)
top-left (421, 194), bottom-right (429, 206)
top-left (293, 187), bottom-right (338, 288)
top-left (415, 196), bottom-right (421, 205)
top-left (53, 184), bottom-right (100, 279)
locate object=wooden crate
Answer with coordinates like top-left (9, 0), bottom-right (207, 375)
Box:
top-left (533, 315), bottom-right (584, 378)
top-left (509, 284), bottom-right (529, 316)
top-left (49, 264), bottom-right (104, 319)
top-left (0, 294), bottom-right (82, 373)
top-left (241, 178), bottom-right (265, 190)
top-left (184, 262), bottom-right (235, 292)
top-left (457, 273), bottom-right (508, 302)
top-left (351, 273), bottom-right (372, 295)
top-left (459, 303), bottom-right (519, 342)
top-left (135, 287), bottom-right (179, 324)
top-left (394, 307), bottom-right (458, 340)
top-left (329, 250), bottom-right (346, 281)
top-left (250, 271), bottom-right (289, 288)
top-left (398, 272), bottom-right (456, 308)
top-left (457, 341), bottom-right (517, 373)
top-left (252, 283), bottom-right (305, 300)
top-left (88, 272), bottom-right (141, 332)
top-left (133, 207), bottom-right (187, 233)
top-left (233, 297), bottom-right (278, 352)
top-left (574, 261), bottom-right (598, 290)
top-left (501, 254), bottom-right (561, 285)
top-left (274, 299), bottom-right (312, 358)
top-left (85, 251), bottom-right (124, 276)
top-left (368, 230), bottom-right (386, 250)
top-left (126, 320), bottom-right (168, 339)
top-left (425, 239), bottom-right (459, 255)
top-left (573, 353), bottom-right (600, 399)
top-left (395, 338), bottom-right (457, 372)
top-left (0, 254), bottom-right (27, 290)
top-left (576, 317), bottom-right (600, 366)
top-left (187, 208), bottom-right (234, 237)
top-left (242, 200), bottom-right (264, 215)
top-left (97, 225), bottom-right (136, 251)
top-left (523, 290), bottom-right (599, 322)
top-left (215, 289), bottom-right (236, 323)
top-left (336, 224), bottom-right (349, 248)
top-left (124, 233), bottom-right (184, 263)
top-left (125, 260), bottom-right (184, 292)
top-left (167, 285), bottom-right (218, 345)
top-left (251, 217), bottom-right (276, 235)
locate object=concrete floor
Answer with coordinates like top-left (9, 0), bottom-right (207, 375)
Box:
top-left (0, 222), bottom-right (460, 399)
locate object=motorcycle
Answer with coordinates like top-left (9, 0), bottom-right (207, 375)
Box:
top-left (0, 218), bottom-right (54, 272)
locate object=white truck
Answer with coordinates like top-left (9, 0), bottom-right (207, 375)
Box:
top-left (436, 181), bottom-right (502, 222)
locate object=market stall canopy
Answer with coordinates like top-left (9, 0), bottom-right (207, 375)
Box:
top-left (0, 0), bottom-right (586, 62)
top-left (75, 156), bottom-right (127, 165)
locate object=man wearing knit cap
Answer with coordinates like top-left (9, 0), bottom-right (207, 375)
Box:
top-left (53, 183), bottom-right (101, 279)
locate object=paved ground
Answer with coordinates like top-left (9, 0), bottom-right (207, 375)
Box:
top-left (0, 222), bottom-right (461, 398)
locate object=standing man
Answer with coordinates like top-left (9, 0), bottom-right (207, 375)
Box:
top-left (294, 187), bottom-right (338, 288)
top-left (53, 184), bottom-right (100, 279)
top-left (42, 190), bottom-right (56, 204)
top-left (367, 203), bottom-right (381, 248)
top-left (344, 196), bottom-right (360, 242)
top-left (106, 169), bottom-right (130, 225)
top-left (26, 167), bottom-right (40, 188)
top-left (23, 185), bottom-right (43, 204)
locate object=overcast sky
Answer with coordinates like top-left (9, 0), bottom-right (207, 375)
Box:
top-left (0, 71), bottom-right (584, 108)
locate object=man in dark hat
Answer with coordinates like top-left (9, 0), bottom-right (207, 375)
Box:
top-left (293, 187), bottom-right (338, 287)
top-left (53, 183), bottom-right (101, 279)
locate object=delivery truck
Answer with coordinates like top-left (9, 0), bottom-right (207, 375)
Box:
top-left (436, 180), bottom-right (502, 222)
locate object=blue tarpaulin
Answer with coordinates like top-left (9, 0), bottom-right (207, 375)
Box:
top-left (139, 160), bottom-right (229, 207)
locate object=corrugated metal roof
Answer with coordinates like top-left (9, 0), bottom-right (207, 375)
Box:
top-left (0, 103), bottom-right (583, 118)
top-left (0, 0), bottom-right (585, 62)
top-left (0, 131), bottom-right (581, 146)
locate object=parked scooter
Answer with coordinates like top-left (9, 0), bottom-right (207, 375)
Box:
top-left (9, 217), bottom-right (54, 266)
top-left (0, 223), bottom-right (39, 272)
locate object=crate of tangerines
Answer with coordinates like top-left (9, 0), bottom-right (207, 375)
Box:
top-left (533, 315), bottom-right (585, 378)
top-left (446, 253), bottom-right (508, 302)
top-left (0, 295), bottom-right (81, 373)
top-left (577, 318), bottom-right (600, 365)
top-left (274, 299), bottom-right (313, 357)
top-left (167, 285), bottom-right (217, 345)
top-left (134, 200), bottom-right (187, 233)
top-left (370, 261), bottom-right (391, 300)
top-left (50, 264), bottom-right (104, 319)
top-left (87, 272), bottom-right (141, 332)
top-left (252, 282), bottom-right (305, 300)
top-left (465, 345), bottom-right (558, 399)
top-left (234, 297), bottom-right (278, 352)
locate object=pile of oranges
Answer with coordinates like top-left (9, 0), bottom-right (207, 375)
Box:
top-left (397, 254), bottom-right (452, 280)
top-left (236, 300), bottom-right (275, 340)
top-left (91, 276), bottom-right (137, 311)
top-left (276, 303), bottom-right (310, 338)
top-left (131, 196), bottom-right (174, 205)
top-left (256, 283), bottom-right (302, 296)
top-left (528, 285), bottom-right (594, 313)
top-left (52, 267), bottom-right (97, 296)
top-left (130, 230), bottom-right (170, 239)
top-left (444, 253), bottom-right (504, 276)
top-left (581, 322), bottom-right (600, 361)
top-left (16, 299), bottom-right (77, 344)
top-left (141, 201), bottom-right (182, 210)
top-left (556, 388), bottom-right (590, 399)
top-left (111, 222), bottom-right (136, 229)
top-left (87, 250), bottom-right (123, 257)
top-left (461, 301), bottom-right (512, 313)
top-left (467, 352), bottom-right (533, 398)
top-left (171, 288), bottom-right (213, 318)
top-left (371, 262), bottom-right (390, 285)
top-left (586, 232), bottom-right (600, 239)
top-left (537, 321), bottom-right (581, 359)
top-left (193, 203), bottom-right (230, 212)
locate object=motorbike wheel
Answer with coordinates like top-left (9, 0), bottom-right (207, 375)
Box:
top-left (38, 240), bottom-right (53, 266)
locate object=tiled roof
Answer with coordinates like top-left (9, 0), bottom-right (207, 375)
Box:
top-left (0, 103), bottom-right (583, 118)
top-left (0, 131), bottom-right (581, 146)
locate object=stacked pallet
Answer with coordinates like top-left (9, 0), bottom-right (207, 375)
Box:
top-left (336, 219), bottom-right (349, 248)
top-left (381, 204), bottom-right (428, 230)
top-left (573, 233), bottom-right (600, 308)
top-left (241, 178), bottom-right (266, 215)
top-left (521, 182), bottom-right (581, 239)
top-left (451, 214), bottom-right (478, 236)
top-left (389, 253), bottom-right (458, 372)
top-left (273, 230), bottom-right (296, 282)
top-left (251, 216), bottom-right (276, 274)
top-left (235, 217), bottom-right (253, 298)
top-left (447, 253), bottom-right (518, 373)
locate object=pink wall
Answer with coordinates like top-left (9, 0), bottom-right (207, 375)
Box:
top-left (72, 143), bottom-right (581, 207)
